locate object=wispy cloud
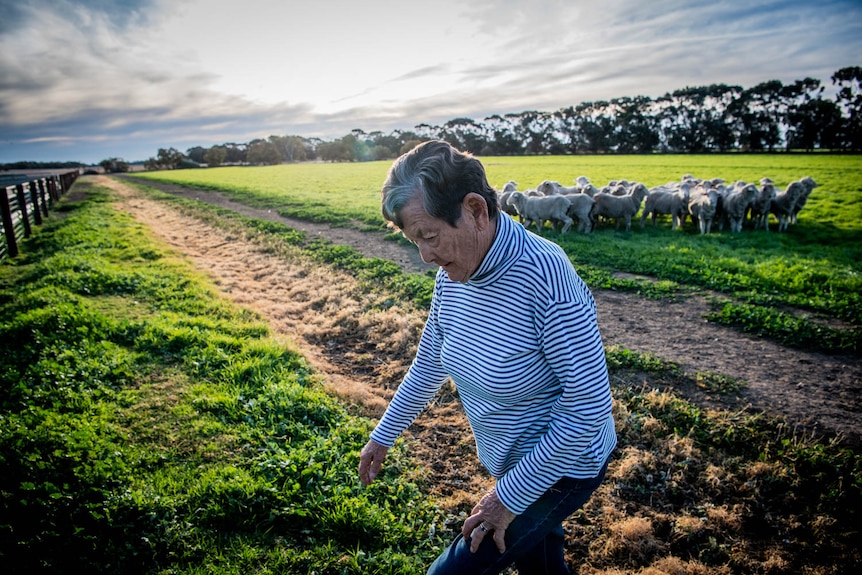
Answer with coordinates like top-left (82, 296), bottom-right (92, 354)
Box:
top-left (1, 0), bottom-right (859, 163)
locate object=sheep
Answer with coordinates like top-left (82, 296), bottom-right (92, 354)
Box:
top-left (640, 182), bottom-right (691, 230)
top-left (565, 193), bottom-right (596, 233)
top-left (768, 182), bottom-right (803, 233)
top-left (749, 181), bottom-right (776, 231)
top-left (538, 180), bottom-right (581, 195)
top-left (508, 191), bottom-right (573, 234)
top-left (591, 183), bottom-right (647, 231)
top-left (721, 183), bottom-right (759, 233)
top-left (496, 181), bottom-right (521, 222)
top-left (789, 176), bottom-right (818, 224)
top-left (688, 186), bottom-right (720, 234)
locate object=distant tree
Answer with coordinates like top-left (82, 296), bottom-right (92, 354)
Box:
top-left (269, 135), bottom-right (307, 163)
top-left (204, 146), bottom-right (227, 167)
top-left (318, 139), bottom-right (353, 162)
top-left (611, 95), bottom-right (660, 153)
top-left (246, 140), bottom-right (280, 165)
top-left (144, 147), bottom-right (185, 170)
top-left (222, 143), bottom-right (247, 164)
top-left (483, 114), bottom-right (522, 155)
top-left (99, 157), bottom-right (129, 173)
top-left (399, 139), bottom-right (423, 155)
top-left (186, 146), bottom-right (207, 164)
top-left (832, 66), bottom-right (862, 150)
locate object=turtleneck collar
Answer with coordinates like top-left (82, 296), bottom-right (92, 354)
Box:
top-left (466, 214), bottom-right (525, 287)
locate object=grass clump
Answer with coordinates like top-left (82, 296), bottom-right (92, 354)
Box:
top-left (0, 181), bottom-right (447, 574)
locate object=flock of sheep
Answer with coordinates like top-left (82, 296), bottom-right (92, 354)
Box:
top-left (497, 174), bottom-right (819, 235)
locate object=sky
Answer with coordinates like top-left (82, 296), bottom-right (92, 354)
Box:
top-left (1, 0), bottom-right (860, 165)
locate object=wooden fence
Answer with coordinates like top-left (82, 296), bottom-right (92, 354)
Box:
top-left (0, 171), bottom-right (79, 261)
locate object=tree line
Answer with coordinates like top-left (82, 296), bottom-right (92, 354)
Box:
top-left (66, 66), bottom-right (862, 172)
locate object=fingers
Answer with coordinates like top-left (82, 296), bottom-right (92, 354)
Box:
top-left (465, 521), bottom-right (507, 554)
top-left (468, 521), bottom-right (489, 553)
top-left (461, 514), bottom-right (482, 539)
top-left (492, 528), bottom-right (507, 554)
top-left (358, 440), bottom-right (388, 486)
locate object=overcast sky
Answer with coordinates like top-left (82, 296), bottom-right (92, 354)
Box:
top-left (1, 0), bottom-right (860, 164)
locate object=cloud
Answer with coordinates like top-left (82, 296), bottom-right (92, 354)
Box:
top-left (1, 0), bottom-right (860, 163)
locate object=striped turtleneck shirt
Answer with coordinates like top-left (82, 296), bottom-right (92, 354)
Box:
top-left (370, 212), bottom-right (616, 515)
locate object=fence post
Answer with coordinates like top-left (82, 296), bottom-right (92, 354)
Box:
top-left (29, 181), bottom-right (43, 226)
top-left (37, 179), bottom-right (50, 217)
top-left (0, 187), bottom-right (19, 258)
top-left (15, 184), bottom-right (32, 238)
top-left (46, 177), bottom-right (58, 201)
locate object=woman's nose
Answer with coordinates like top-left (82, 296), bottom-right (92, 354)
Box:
top-left (418, 242), bottom-right (435, 264)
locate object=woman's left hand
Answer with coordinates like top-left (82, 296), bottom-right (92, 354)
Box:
top-left (461, 487), bottom-right (517, 554)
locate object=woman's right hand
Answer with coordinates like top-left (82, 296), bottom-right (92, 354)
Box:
top-left (358, 439), bottom-right (389, 485)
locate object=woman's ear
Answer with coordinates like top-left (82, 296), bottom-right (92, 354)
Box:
top-left (463, 193), bottom-right (490, 229)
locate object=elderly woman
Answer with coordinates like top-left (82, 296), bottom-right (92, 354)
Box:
top-left (358, 140), bottom-right (616, 574)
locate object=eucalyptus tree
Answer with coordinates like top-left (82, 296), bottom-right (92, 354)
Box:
top-left (657, 84), bottom-right (740, 152)
top-left (482, 114), bottom-right (523, 155)
top-left (611, 95), bottom-right (660, 153)
top-left (832, 66), bottom-right (862, 151)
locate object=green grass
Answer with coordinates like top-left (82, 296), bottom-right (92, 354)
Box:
top-left (1, 174), bottom-right (859, 574)
top-left (0, 181), bottom-right (447, 574)
top-left (133, 154), bottom-right (862, 354)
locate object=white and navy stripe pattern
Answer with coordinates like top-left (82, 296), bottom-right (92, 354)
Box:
top-left (370, 213), bottom-right (616, 514)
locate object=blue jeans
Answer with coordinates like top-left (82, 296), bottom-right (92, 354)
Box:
top-left (426, 459), bottom-right (609, 575)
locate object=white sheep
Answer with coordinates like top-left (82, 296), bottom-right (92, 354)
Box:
top-left (688, 186), bottom-right (719, 234)
top-left (789, 176), bottom-right (818, 224)
top-left (721, 183), bottom-right (759, 233)
top-left (769, 182), bottom-right (804, 232)
top-left (749, 182), bottom-right (776, 231)
top-left (640, 183), bottom-right (691, 230)
top-left (509, 191), bottom-right (574, 234)
top-left (565, 193), bottom-right (596, 233)
top-left (591, 183), bottom-right (647, 231)
top-left (537, 180), bottom-right (581, 195)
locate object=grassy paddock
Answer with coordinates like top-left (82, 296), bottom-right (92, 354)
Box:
top-left (134, 155), bottom-right (862, 354)
top-left (1, 177), bottom-right (859, 573)
top-left (0, 181), bottom-right (446, 574)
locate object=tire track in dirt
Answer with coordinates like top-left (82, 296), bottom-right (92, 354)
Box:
top-left (113, 175), bottom-right (862, 446)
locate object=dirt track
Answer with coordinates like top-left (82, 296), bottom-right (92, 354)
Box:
top-left (111, 175), bottom-right (862, 446)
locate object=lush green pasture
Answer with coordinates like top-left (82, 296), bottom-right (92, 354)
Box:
top-left (135, 154), bottom-right (862, 353)
top-left (2, 178), bottom-right (859, 574)
top-left (0, 181), bottom-right (445, 573)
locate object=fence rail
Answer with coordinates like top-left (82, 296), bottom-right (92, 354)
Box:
top-left (0, 171), bottom-right (79, 261)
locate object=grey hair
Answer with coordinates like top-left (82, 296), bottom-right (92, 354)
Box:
top-left (381, 140), bottom-right (499, 230)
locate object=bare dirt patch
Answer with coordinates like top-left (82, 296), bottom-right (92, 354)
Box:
top-left (115, 175), bottom-right (862, 448)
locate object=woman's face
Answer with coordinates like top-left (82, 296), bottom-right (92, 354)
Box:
top-left (398, 192), bottom-right (495, 283)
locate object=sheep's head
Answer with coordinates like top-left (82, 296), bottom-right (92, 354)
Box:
top-left (537, 180), bottom-right (558, 195)
top-left (801, 176), bottom-right (818, 190)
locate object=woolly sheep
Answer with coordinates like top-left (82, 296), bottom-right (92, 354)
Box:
top-left (749, 182), bottom-right (776, 231)
top-left (688, 186), bottom-right (719, 234)
top-left (565, 193), bottom-right (596, 233)
top-left (722, 183), bottom-right (759, 233)
top-left (769, 182), bottom-right (804, 232)
top-left (591, 183), bottom-right (647, 231)
top-left (789, 176), bottom-right (818, 224)
top-left (509, 191), bottom-right (574, 234)
top-left (640, 183), bottom-right (691, 230)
